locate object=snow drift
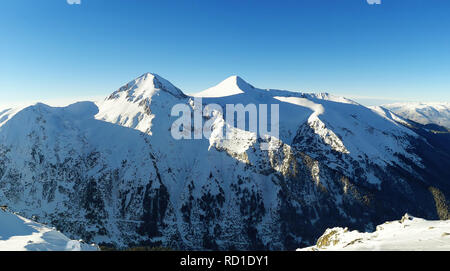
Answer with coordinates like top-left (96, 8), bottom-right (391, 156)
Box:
top-left (0, 209), bottom-right (98, 251)
top-left (298, 214), bottom-right (450, 251)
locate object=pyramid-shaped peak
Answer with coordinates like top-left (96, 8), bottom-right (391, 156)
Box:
top-left (221, 75), bottom-right (243, 82)
top-left (107, 72), bottom-right (186, 101)
top-left (219, 75), bottom-right (255, 91)
top-left (136, 72), bottom-right (182, 93)
top-left (193, 75), bottom-right (255, 98)
top-left (138, 72), bottom-right (169, 82)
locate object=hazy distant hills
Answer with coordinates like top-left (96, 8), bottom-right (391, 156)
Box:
top-left (383, 102), bottom-right (450, 130)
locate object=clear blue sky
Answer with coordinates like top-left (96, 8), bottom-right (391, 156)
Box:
top-left (1, 0), bottom-right (449, 107)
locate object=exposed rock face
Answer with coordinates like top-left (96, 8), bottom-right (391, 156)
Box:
top-left (0, 73), bottom-right (449, 250)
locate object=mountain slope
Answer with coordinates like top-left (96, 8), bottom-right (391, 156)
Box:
top-left (0, 73), bottom-right (449, 250)
top-left (298, 214), bottom-right (450, 251)
top-left (382, 102), bottom-right (450, 129)
top-left (192, 75), bottom-right (256, 97)
top-left (96, 72), bottom-right (187, 134)
top-left (0, 209), bottom-right (98, 251)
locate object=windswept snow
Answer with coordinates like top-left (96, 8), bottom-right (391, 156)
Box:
top-left (0, 106), bottom-right (28, 127)
top-left (273, 96), bottom-right (325, 117)
top-left (0, 209), bottom-right (98, 251)
top-left (298, 214), bottom-right (450, 251)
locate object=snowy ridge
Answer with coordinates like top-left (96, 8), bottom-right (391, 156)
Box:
top-left (369, 105), bottom-right (412, 127)
top-left (298, 214), bottom-right (450, 251)
top-left (0, 209), bottom-right (98, 251)
top-left (194, 75), bottom-right (422, 172)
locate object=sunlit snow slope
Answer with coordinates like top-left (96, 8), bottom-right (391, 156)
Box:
top-left (298, 214), bottom-right (450, 251)
top-left (0, 209), bottom-right (98, 251)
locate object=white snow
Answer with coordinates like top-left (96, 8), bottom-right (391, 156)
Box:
top-left (369, 105), bottom-right (412, 126)
top-left (298, 214), bottom-right (450, 251)
top-left (383, 102), bottom-right (450, 129)
top-left (192, 75), bottom-right (255, 98)
top-left (0, 106), bottom-right (29, 127)
top-left (194, 75), bottom-right (421, 171)
top-left (0, 209), bottom-right (98, 251)
top-left (95, 72), bottom-right (186, 135)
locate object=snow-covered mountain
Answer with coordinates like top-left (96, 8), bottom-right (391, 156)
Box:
top-left (382, 102), bottom-right (450, 130)
top-left (0, 73), bottom-right (449, 250)
top-left (298, 214), bottom-right (450, 251)
top-left (0, 208), bottom-right (98, 251)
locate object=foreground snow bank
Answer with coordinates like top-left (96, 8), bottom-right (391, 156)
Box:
top-left (298, 214), bottom-right (450, 251)
top-left (0, 209), bottom-right (98, 251)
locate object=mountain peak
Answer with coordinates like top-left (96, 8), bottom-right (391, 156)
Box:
top-left (216, 75), bottom-right (255, 93)
top-left (107, 72), bottom-right (185, 102)
top-left (137, 72), bottom-right (167, 83)
top-left (193, 75), bottom-right (255, 98)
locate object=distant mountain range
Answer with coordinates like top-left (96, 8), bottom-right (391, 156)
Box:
top-left (382, 102), bottom-right (450, 130)
top-left (0, 73), bottom-right (449, 250)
